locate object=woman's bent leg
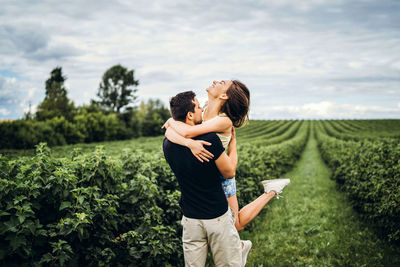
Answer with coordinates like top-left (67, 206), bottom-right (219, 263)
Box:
top-left (227, 192), bottom-right (275, 232)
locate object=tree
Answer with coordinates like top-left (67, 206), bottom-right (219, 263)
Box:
top-left (96, 64), bottom-right (139, 113)
top-left (24, 101), bottom-right (33, 120)
top-left (36, 67), bottom-right (75, 121)
top-left (138, 99), bottom-right (170, 136)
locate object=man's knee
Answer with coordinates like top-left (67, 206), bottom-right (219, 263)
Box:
top-left (206, 210), bottom-right (242, 266)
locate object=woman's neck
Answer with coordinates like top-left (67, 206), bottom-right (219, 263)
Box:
top-left (204, 97), bottom-right (224, 121)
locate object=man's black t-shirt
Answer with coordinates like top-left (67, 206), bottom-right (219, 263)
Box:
top-left (163, 132), bottom-right (227, 219)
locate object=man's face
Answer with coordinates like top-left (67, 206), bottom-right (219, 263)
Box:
top-left (191, 98), bottom-right (203, 125)
top-left (206, 80), bottom-right (233, 99)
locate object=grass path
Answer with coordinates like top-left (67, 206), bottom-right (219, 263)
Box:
top-left (240, 127), bottom-right (400, 266)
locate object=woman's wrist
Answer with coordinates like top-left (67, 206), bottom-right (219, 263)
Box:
top-left (184, 139), bottom-right (193, 148)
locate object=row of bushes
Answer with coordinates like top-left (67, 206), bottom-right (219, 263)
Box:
top-left (0, 144), bottom-right (182, 266)
top-left (236, 122), bottom-right (309, 210)
top-left (0, 114), bottom-right (123, 149)
top-left (322, 120), bottom-right (400, 141)
top-left (0, 122), bottom-right (309, 266)
top-left (0, 101), bottom-right (170, 150)
top-left (315, 122), bottom-right (400, 242)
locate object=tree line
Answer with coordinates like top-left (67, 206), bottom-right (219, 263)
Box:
top-left (0, 65), bottom-right (170, 149)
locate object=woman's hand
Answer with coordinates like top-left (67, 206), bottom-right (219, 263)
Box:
top-left (162, 118), bottom-right (173, 129)
top-left (186, 139), bottom-right (214, 163)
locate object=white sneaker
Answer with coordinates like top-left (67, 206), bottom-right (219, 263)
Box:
top-left (241, 240), bottom-right (252, 267)
top-left (261, 178), bottom-right (290, 199)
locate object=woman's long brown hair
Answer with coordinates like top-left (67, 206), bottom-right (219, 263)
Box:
top-left (220, 80), bottom-right (250, 128)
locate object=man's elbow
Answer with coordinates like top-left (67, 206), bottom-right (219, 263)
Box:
top-left (222, 169), bottom-right (235, 179)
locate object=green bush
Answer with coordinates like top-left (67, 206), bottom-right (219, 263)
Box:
top-left (0, 121), bottom-right (310, 265)
top-left (316, 122), bottom-right (400, 241)
top-left (236, 122), bottom-right (309, 211)
top-left (0, 143), bottom-right (182, 266)
top-left (0, 99), bottom-right (171, 150)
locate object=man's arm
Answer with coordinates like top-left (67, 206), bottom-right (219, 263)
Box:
top-left (215, 128), bottom-right (237, 179)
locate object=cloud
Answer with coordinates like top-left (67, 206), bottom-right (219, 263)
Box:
top-left (331, 76), bottom-right (400, 83)
top-left (0, 108), bottom-right (10, 116)
top-left (0, 24), bottom-right (81, 62)
top-left (2, 24), bottom-right (49, 53)
top-left (0, 0), bottom-right (400, 119)
top-left (140, 71), bottom-right (179, 84)
top-left (0, 75), bottom-right (18, 102)
top-left (26, 43), bottom-right (81, 61)
top-left (0, 74), bottom-right (41, 119)
top-left (252, 101), bottom-right (400, 119)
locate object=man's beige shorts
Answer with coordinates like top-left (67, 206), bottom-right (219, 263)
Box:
top-left (181, 207), bottom-right (242, 267)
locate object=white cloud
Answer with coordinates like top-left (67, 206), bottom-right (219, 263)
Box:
top-left (0, 108), bottom-right (10, 116)
top-left (252, 101), bottom-right (400, 119)
top-left (23, 104), bottom-right (37, 114)
top-left (27, 87), bottom-right (37, 98)
top-left (348, 61), bottom-right (363, 69)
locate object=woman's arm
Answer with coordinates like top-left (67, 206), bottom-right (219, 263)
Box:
top-left (227, 127), bottom-right (238, 170)
top-left (215, 128), bottom-right (237, 178)
top-left (165, 127), bottom-right (214, 162)
top-left (166, 116), bottom-right (232, 138)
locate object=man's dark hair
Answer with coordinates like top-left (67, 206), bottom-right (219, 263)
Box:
top-left (169, 91), bottom-right (196, 122)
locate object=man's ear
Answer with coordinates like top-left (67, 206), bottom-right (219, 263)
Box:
top-left (186, 111), bottom-right (194, 121)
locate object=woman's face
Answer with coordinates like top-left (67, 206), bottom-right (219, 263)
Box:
top-left (206, 80), bottom-right (233, 99)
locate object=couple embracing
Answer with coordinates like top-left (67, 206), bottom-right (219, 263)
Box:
top-left (162, 80), bottom-right (290, 266)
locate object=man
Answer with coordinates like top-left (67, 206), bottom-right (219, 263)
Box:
top-left (163, 91), bottom-right (242, 266)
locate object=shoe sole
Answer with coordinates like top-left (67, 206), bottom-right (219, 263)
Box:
top-left (242, 241), bottom-right (252, 266)
top-left (262, 179), bottom-right (291, 196)
top-left (261, 178), bottom-right (291, 186)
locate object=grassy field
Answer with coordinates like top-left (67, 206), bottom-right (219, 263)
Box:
top-left (239, 128), bottom-right (400, 266)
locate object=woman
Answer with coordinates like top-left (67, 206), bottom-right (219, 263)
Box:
top-left (163, 80), bottom-right (290, 232)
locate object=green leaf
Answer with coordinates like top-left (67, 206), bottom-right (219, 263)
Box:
top-left (0, 211), bottom-right (10, 217)
top-left (17, 214), bottom-right (26, 224)
top-left (78, 196), bottom-right (84, 204)
top-left (9, 235), bottom-right (27, 251)
top-left (78, 227), bottom-right (84, 239)
top-left (59, 201), bottom-right (71, 211)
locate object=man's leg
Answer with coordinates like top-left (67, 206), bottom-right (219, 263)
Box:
top-left (181, 216), bottom-right (208, 267)
top-left (205, 208), bottom-right (242, 267)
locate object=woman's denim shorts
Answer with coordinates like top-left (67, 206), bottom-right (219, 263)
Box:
top-left (220, 176), bottom-right (236, 198)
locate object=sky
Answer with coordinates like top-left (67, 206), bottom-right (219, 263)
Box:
top-left (0, 0), bottom-right (399, 120)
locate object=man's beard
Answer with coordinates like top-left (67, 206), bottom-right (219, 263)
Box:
top-left (194, 119), bottom-right (202, 125)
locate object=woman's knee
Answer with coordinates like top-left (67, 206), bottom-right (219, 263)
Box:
top-left (235, 223), bottom-right (245, 232)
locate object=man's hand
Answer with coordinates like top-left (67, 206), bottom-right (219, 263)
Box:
top-left (186, 139), bottom-right (214, 163)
